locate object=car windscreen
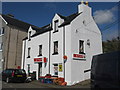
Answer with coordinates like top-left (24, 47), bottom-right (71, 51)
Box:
top-left (14, 69), bottom-right (26, 74)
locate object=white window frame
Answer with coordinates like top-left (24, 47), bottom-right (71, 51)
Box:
top-left (54, 20), bottom-right (58, 32)
top-left (0, 43), bottom-right (3, 51)
top-left (0, 27), bottom-right (4, 36)
top-left (79, 40), bottom-right (85, 54)
top-left (38, 45), bottom-right (42, 56)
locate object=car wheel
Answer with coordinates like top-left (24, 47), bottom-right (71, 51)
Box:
top-left (6, 77), bottom-right (10, 83)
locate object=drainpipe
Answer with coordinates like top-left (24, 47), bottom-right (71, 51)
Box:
top-left (23, 40), bottom-right (26, 69)
top-left (48, 31), bottom-right (51, 74)
top-left (63, 26), bottom-right (65, 80)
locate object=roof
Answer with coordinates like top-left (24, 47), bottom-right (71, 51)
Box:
top-left (58, 12), bottom-right (82, 27)
top-left (1, 14), bottom-right (41, 32)
top-left (23, 12), bottom-right (82, 40)
top-left (31, 24), bottom-right (52, 37)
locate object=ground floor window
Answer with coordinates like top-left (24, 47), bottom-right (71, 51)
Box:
top-left (53, 64), bottom-right (58, 76)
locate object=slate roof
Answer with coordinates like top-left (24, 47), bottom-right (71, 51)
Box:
top-left (22, 12), bottom-right (82, 40)
top-left (31, 24), bottom-right (52, 37)
top-left (58, 12), bottom-right (82, 27)
top-left (1, 14), bottom-right (41, 32)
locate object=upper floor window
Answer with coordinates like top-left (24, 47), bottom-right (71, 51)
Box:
top-left (27, 47), bottom-right (31, 58)
top-left (28, 31), bottom-right (31, 41)
top-left (53, 41), bottom-right (58, 55)
top-left (38, 45), bottom-right (42, 56)
top-left (0, 27), bottom-right (5, 35)
top-left (54, 20), bottom-right (58, 32)
top-left (79, 40), bottom-right (84, 54)
top-left (0, 43), bottom-right (3, 51)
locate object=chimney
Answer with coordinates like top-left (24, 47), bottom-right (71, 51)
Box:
top-left (78, 1), bottom-right (91, 15)
top-left (6, 14), bottom-right (14, 18)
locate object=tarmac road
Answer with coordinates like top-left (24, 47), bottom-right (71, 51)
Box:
top-left (2, 80), bottom-right (90, 89)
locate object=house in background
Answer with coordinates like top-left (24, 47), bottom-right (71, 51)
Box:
top-left (0, 14), bottom-right (41, 70)
top-left (21, 2), bottom-right (102, 85)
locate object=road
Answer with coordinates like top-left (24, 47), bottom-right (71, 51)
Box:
top-left (2, 80), bottom-right (90, 89)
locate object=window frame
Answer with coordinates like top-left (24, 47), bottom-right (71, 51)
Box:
top-left (53, 20), bottom-right (59, 33)
top-left (38, 45), bottom-right (42, 56)
top-left (53, 41), bottom-right (58, 55)
top-left (0, 27), bottom-right (5, 35)
top-left (0, 43), bottom-right (3, 51)
top-left (53, 64), bottom-right (58, 76)
top-left (28, 31), bottom-right (31, 41)
top-left (27, 47), bottom-right (31, 58)
top-left (79, 40), bottom-right (85, 54)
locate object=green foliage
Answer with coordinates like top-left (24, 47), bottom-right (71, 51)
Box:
top-left (102, 37), bottom-right (120, 53)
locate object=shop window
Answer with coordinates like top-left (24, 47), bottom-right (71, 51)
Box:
top-left (53, 41), bottom-right (58, 55)
top-left (38, 45), bottom-right (42, 56)
top-left (79, 40), bottom-right (85, 54)
top-left (53, 64), bottom-right (58, 76)
top-left (28, 31), bottom-right (31, 41)
top-left (27, 47), bottom-right (31, 58)
top-left (53, 20), bottom-right (58, 33)
top-left (0, 27), bottom-right (4, 35)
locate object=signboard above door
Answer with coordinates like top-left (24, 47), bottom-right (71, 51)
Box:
top-left (34, 57), bottom-right (47, 63)
top-left (73, 54), bottom-right (86, 60)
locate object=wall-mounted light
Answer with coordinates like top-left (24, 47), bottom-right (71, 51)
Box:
top-left (76, 29), bottom-right (78, 33)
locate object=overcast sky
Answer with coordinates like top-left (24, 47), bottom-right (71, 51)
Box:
top-left (2, 2), bottom-right (119, 41)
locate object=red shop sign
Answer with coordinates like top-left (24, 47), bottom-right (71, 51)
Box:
top-left (34, 58), bottom-right (42, 62)
top-left (73, 54), bottom-right (85, 59)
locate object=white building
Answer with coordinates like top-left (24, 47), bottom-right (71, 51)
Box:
top-left (21, 2), bottom-right (102, 85)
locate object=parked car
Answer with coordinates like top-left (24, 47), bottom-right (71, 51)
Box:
top-left (91, 51), bottom-right (120, 88)
top-left (2, 69), bottom-right (27, 83)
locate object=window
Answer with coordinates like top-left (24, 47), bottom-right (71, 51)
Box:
top-left (27, 64), bottom-right (30, 76)
top-left (27, 47), bottom-right (31, 58)
top-left (0, 27), bottom-right (4, 35)
top-left (38, 45), bottom-right (42, 56)
top-left (53, 64), bottom-right (58, 76)
top-left (79, 40), bottom-right (84, 54)
top-left (28, 31), bottom-right (31, 41)
top-left (54, 20), bottom-right (58, 32)
top-left (53, 41), bottom-right (58, 55)
top-left (0, 43), bottom-right (3, 51)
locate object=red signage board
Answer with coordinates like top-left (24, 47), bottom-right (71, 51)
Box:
top-left (73, 54), bottom-right (85, 59)
top-left (34, 58), bottom-right (42, 62)
top-left (43, 57), bottom-right (47, 63)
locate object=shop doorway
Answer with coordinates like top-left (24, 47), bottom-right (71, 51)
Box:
top-left (38, 63), bottom-right (42, 77)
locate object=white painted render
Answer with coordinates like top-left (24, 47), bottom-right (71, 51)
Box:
top-left (21, 3), bottom-right (102, 86)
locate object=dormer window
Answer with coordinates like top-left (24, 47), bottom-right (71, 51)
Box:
top-left (28, 31), bottom-right (31, 41)
top-left (54, 20), bottom-right (58, 33)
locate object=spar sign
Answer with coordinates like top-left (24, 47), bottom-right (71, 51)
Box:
top-left (34, 57), bottom-right (47, 63)
top-left (73, 54), bottom-right (86, 60)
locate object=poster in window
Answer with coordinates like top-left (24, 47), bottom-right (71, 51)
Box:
top-left (59, 64), bottom-right (62, 72)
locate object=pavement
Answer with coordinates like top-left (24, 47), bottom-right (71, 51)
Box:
top-left (2, 80), bottom-right (90, 89)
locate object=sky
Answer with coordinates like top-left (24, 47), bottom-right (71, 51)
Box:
top-left (2, 2), bottom-right (119, 41)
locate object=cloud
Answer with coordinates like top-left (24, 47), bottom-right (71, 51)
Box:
top-left (93, 6), bottom-right (117, 24)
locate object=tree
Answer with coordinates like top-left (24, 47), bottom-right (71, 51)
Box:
top-left (102, 37), bottom-right (120, 53)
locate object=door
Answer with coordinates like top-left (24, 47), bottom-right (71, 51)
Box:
top-left (38, 63), bottom-right (42, 77)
